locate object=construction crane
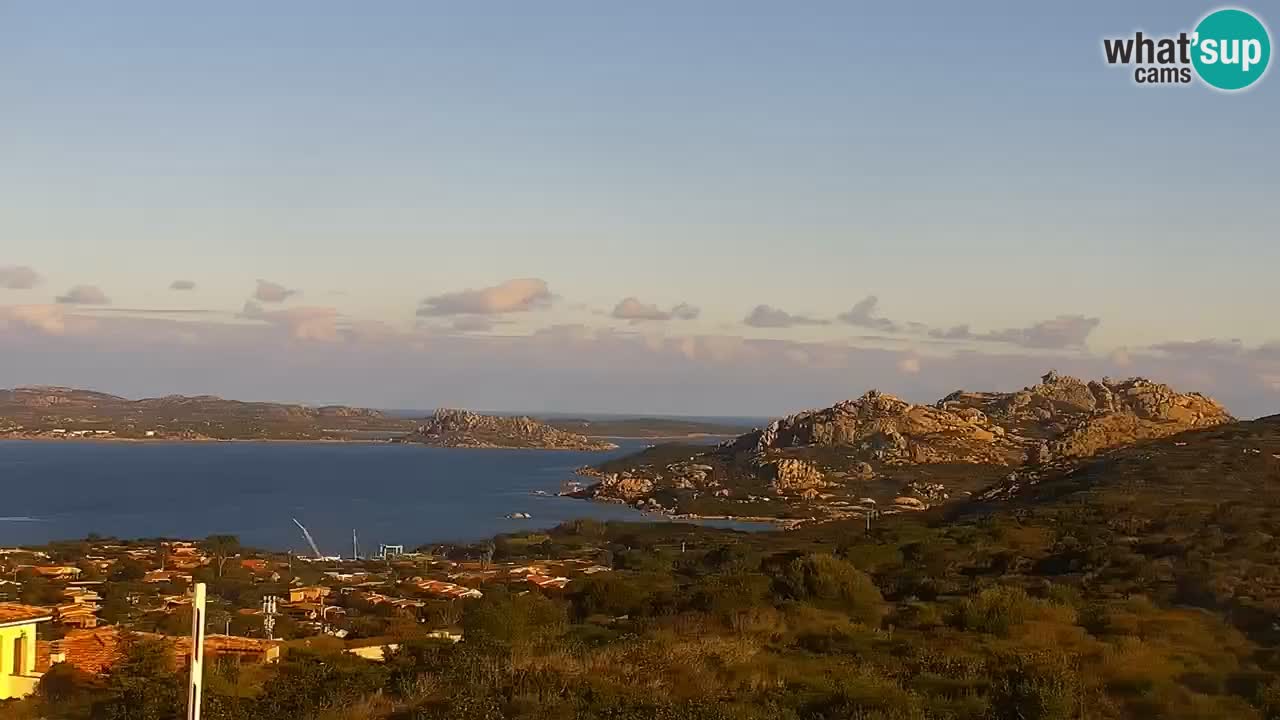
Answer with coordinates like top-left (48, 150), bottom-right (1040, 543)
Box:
top-left (292, 518), bottom-right (324, 559)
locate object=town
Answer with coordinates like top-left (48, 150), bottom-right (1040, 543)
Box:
top-left (0, 528), bottom-right (614, 701)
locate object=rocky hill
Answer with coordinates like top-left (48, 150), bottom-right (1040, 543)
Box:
top-left (577, 372), bottom-right (1233, 519)
top-left (0, 386), bottom-right (412, 440)
top-left (405, 409), bottom-right (617, 451)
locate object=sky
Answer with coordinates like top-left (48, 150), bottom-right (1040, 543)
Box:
top-left (1, 1), bottom-right (1278, 417)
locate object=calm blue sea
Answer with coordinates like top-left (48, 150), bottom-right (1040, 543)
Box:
top-left (0, 440), bottom-right (768, 551)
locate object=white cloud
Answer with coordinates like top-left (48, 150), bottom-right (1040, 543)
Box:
top-left (897, 355), bottom-right (921, 374)
top-left (0, 266), bottom-right (41, 290)
top-left (743, 304), bottom-right (827, 328)
top-left (0, 304), bottom-right (67, 335)
top-left (254, 279), bottom-right (297, 303)
top-left (837, 296), bottom-right (899, 332)
top-left (55, 285), bottom-right (111, 305)
top-left (239, 301), bottom-right (338, 341)
top-left (418, 278), bottom-right (552, 316)
top-left (611, 297), bottom-right (701, 322)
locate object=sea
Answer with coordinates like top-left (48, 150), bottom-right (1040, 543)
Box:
top-left (0, 439), bottom-right (773, 552)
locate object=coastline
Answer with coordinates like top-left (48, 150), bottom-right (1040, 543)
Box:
top-left (0, 433), bottom-right (684, 447)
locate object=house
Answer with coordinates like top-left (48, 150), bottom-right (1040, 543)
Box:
top-left (526, 575), bottom-right (571, 590)
top-left (201, 635), bottom-right (281, 665)
top-left (143, 570), bottom-right (191, 584)
top-left (30, 565), bottom-right (82, 580)
top-left (410, 579), bottom-right (483, 600)
top-left (345, 640), bottom-right (399, 662)
top-left (63, 588), bottom-right (103, 607)
top-left (0, 603), bottom-right (52, 699)
top-left (36, 628), bottom-right (280, 676)
top-left (287, 586), bottom-right (331, 604)
top-left (53, 603), bottom-right (100, 629)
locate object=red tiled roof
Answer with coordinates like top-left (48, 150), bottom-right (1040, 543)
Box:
top-left (36, 627), bottom-right (126, 674)
top-left (36, 628), bottom-right (280, 674)
top-left (0, 602), bottom-right (53, 626)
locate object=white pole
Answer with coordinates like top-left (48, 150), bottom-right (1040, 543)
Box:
top-left (187, 582), bottom-right (207, 720)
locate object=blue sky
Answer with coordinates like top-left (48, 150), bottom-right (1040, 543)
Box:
top-left (1, 2), bottom-right (1277, 416)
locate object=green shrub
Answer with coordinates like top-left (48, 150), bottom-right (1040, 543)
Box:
top-left (775, 553), bottom-right (885, 625)
top-left (954, 586), bottom-right (1036, 636)
top-left (986, 651), bottom-right (1081, 720)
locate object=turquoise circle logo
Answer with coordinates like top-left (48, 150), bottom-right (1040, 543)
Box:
top-left (1192, 8), bottom-right (1271, 90)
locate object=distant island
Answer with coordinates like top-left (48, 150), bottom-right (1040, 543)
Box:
top-left (398, 409), bottom-right (618, 451)
top-left (573, 371), bottom-right (1235, 522)
top-left (0, 386), bottom-right (739, 446)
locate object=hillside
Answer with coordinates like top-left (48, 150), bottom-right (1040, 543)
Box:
top-left (12, 416), bottom-right (1279, 720)
top-left (0, 386), bottom-right (414, 440)
top-left (961, 414), bottom-right (1280, 639)
top-left (577, 372), bottom-right (1234, 519)
top-left (402, 409), bottom-right (618, 450)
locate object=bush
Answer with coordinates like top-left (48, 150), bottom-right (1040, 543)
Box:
top-left (775, 554), bottom-right (885, 625)
top-left (463, 588), bottom-right (567, 659)
top-left (987, 651), bottom-right (1081, 720)
top-left (955, 586), bottom-right (1037, 636)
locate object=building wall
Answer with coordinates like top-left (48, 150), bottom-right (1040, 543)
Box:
top-left (0, 623), bottom-right (41, 699)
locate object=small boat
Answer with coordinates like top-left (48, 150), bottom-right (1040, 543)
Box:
top-left (505, 512), bottom-right (532, 519)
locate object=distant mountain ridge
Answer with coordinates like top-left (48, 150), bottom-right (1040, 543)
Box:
top-left (0, 386), bottom-right (410, 440)
top-left (579, 372), bottom-right (1235, 519)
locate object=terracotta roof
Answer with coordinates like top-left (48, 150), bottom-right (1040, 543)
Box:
top-left (0, 602), bottom-right (53, 626)
top-left (36, 627), bottom-right (127, 674)
top-left (37, 628), bottom-right (280, 674)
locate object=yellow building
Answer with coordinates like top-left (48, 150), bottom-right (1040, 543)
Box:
top-left (0, 603), bottom-right (51, 699)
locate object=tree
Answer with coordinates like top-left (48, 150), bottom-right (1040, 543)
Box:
top-left (462, 589), bottom-right (566, 661)
top-left (94, 635), bottom-right (183, 720)
top-left (35, 662), bottom-right (100, 717)
top-left (202, 535), bottom-right (241, 578)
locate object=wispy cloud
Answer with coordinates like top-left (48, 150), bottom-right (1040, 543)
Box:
top-left (930, 315), bottom-right (1101, 349)
top-left (55, 285), bottom-right (111, 305)
top-left (837, 296), bottom-right (899, 332)
top-left (744, 304), bottom-right (827, 328)
top-left (0, 266), bottom-right (41, 290)
top-left (0, 304), bottom-right (67, 335)
top-left (239, 300), bottom-right (339, 341)
top-left (417, 278), bottom-right (552, 316)
top-left (451, 316), bottom-right (500, 333)
top-left (610, 297), bottom-right (701, 323)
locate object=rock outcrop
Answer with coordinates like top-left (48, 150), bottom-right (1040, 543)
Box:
top-left (408, 409), bottom-right (617, 451)
top-left (579, 372), bottom-right (1233, 517)
top-left (761, 458), bottom-right (826, 498)
top-left (725, 390), bottom-right (1021, 466)
top-left (939, 372), bottom-right (1233, 462)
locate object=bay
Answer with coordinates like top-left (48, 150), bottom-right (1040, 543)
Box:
top-left (0, 440), bottom-right (769, 551)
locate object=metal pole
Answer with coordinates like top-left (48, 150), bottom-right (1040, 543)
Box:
top-left (187, 582), bottom-right (206, 720)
